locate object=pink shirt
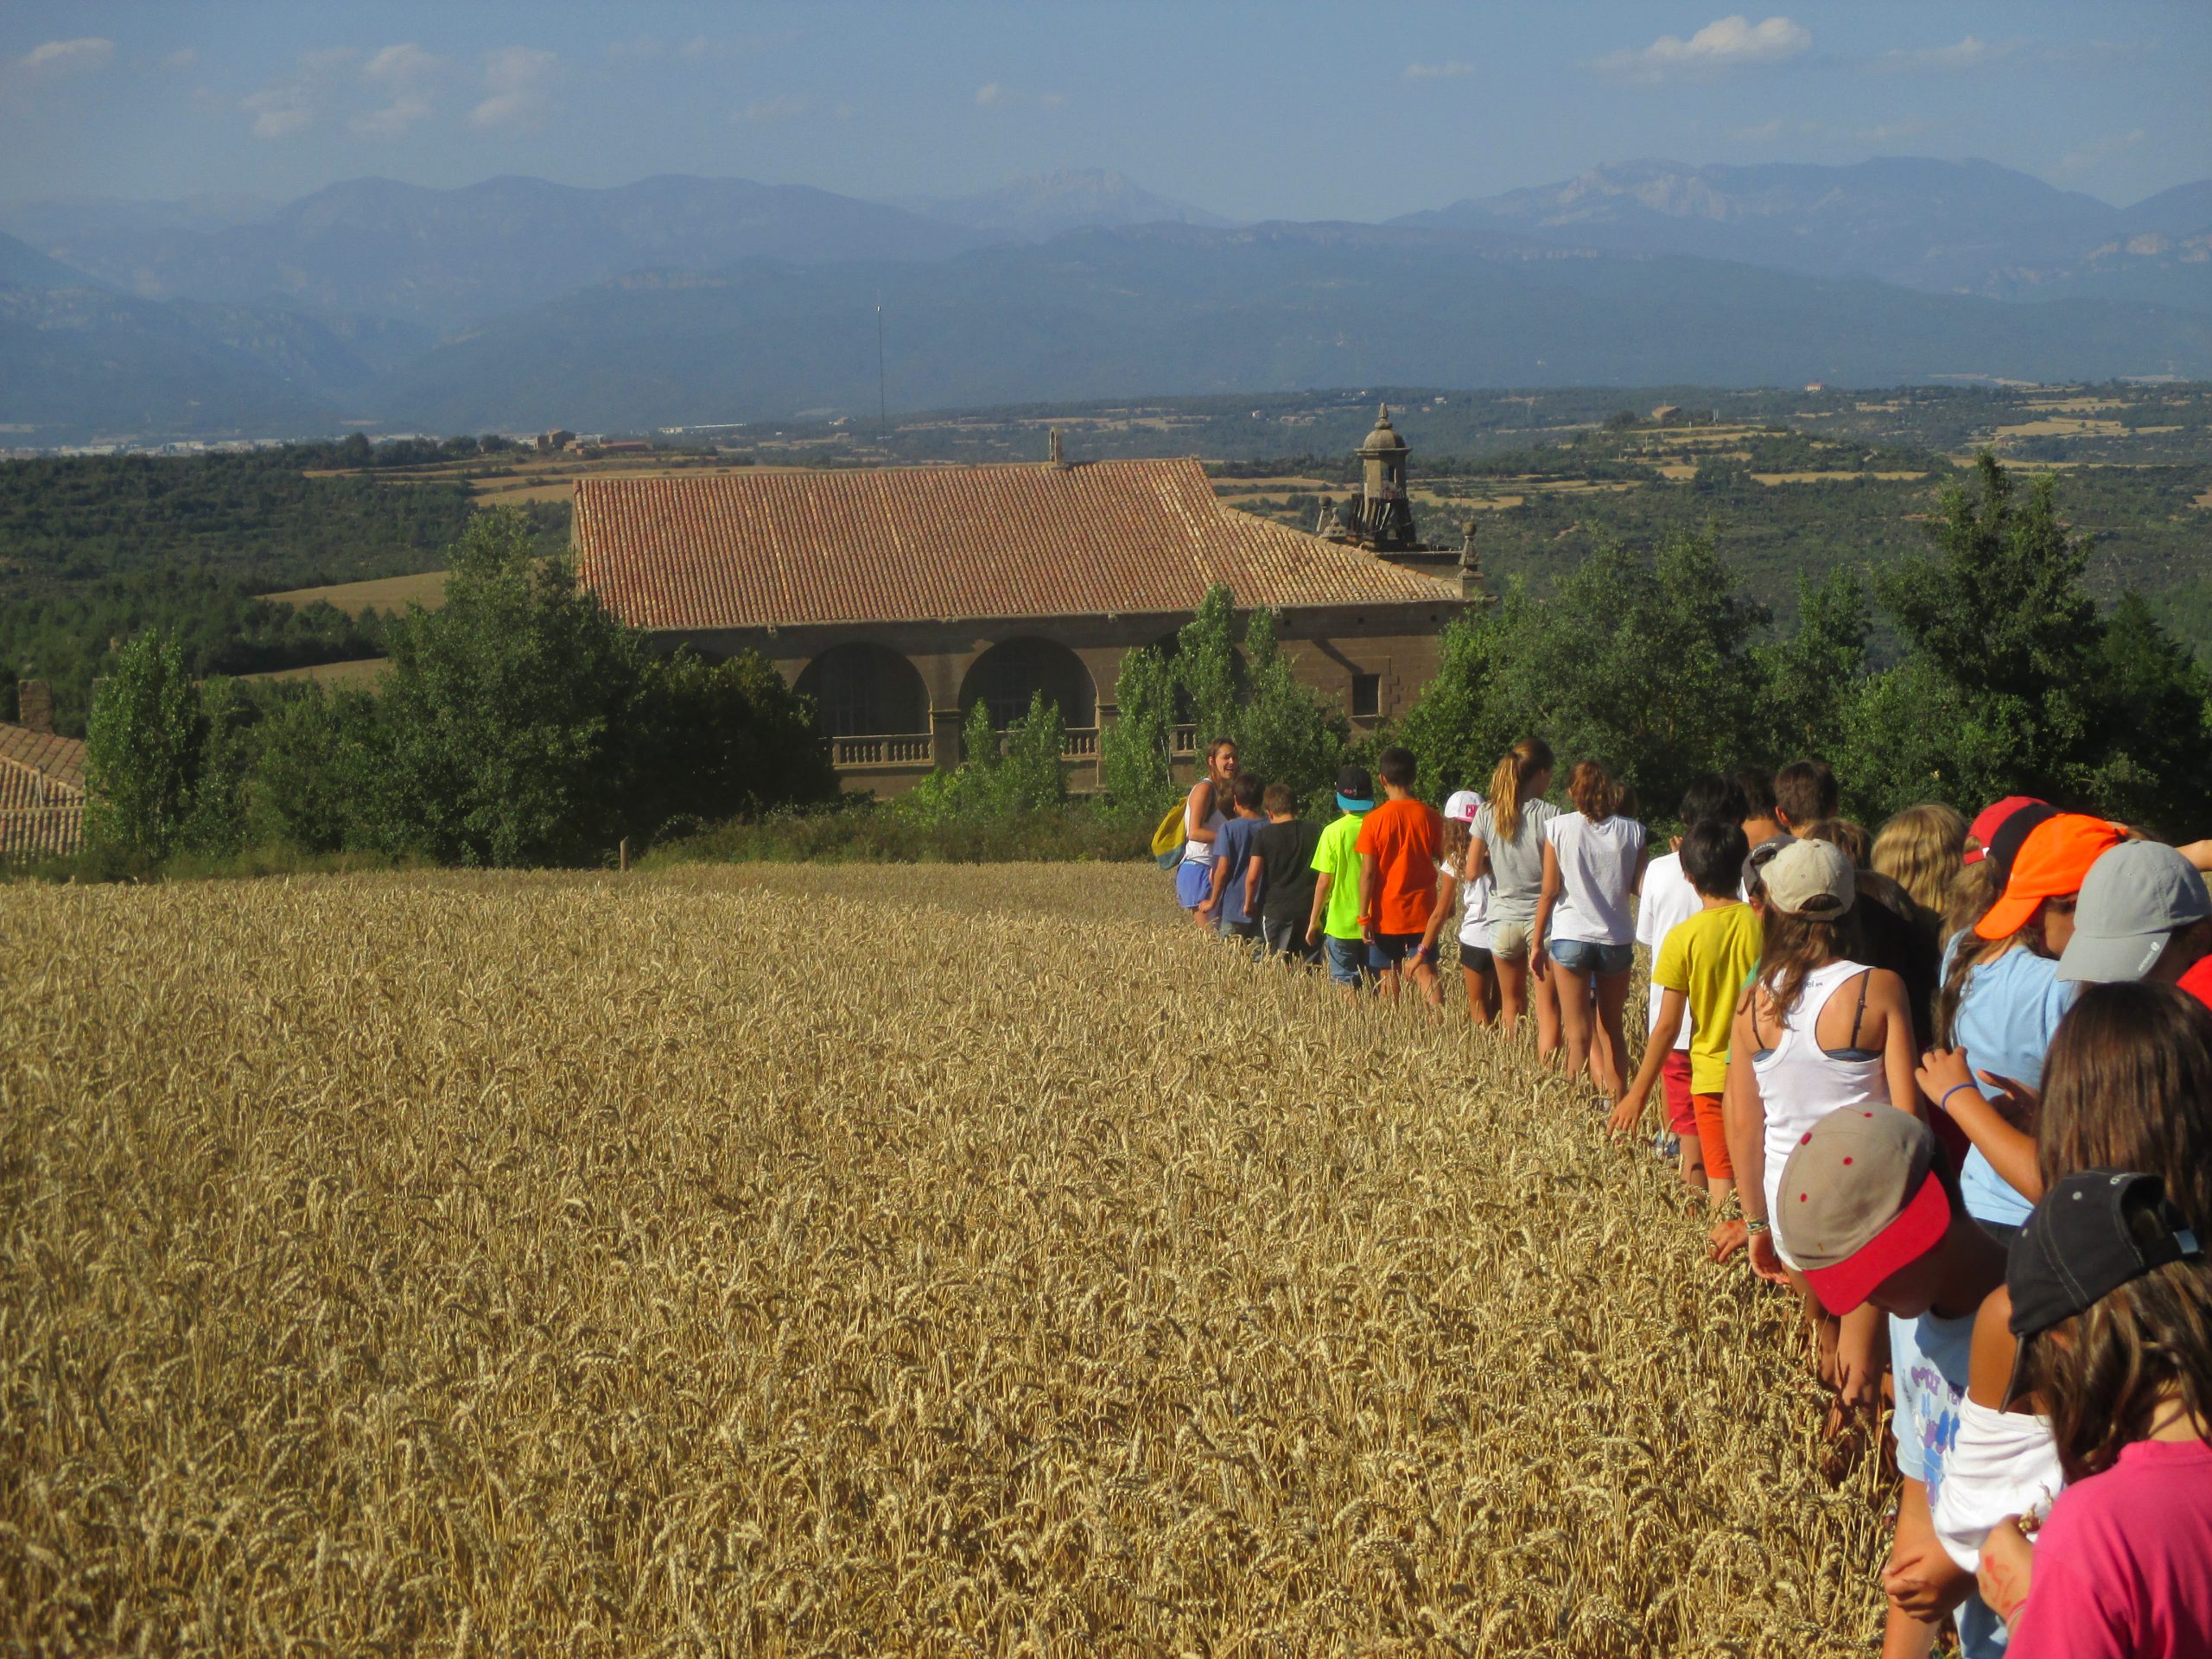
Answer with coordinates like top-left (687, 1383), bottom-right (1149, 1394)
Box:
top-left (2011, 1440), bottom-right (2212, 1659)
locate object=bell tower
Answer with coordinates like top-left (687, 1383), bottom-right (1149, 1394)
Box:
top-left (1348, 403), bottom-right (1420, 551)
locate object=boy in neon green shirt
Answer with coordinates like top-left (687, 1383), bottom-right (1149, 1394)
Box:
top-left (1306, 764), bottom-right (1376, 993)
top-left (1612, 818), bottom-right (1761, 1249)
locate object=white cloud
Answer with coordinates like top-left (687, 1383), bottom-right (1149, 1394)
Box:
top-left (364, 43), bottom-right (446, 85)
top-left (1873, 36), bottom-right (2016, 73)
top-left (21, 36), bottom-right (116, 76)
top-left (1593, 15), bottom-right (1811, 82)
top-left (353, 94), bottom-right (433, 139)
top-left (1403, 60), bottom-right (1475, 81)
top-left (737, 95), bottom-right (812, 124)
top-left (2055, 129), bottom-right (2146, 181)
top-left (301, 46), bottom-right (360, 76)
top-left (470, 45), bottom-right (556, 130)
top-left (242, 86), bottom-right (313, 139)
top-left (975, 81), bottom-right (1065, 109)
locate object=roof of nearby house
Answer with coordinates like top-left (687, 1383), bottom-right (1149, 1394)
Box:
top-left (572, 457), bottom-right (1460, 632)
top-left (0, 724), bottom-right (87, 862)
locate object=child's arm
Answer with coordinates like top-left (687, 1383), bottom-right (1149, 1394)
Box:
top-left (1307, 873), bottom-right (1332, 946)
top-left (1243, 853), bottom-right (1265, 917)
top-left (1531, 841), bottom-right (1562, 978)
top-left (1465, 832), bottom-right (1491, 887)
top-left (1608, 987), bottom-right (1685, 1136)
top-left (1358, 851), bottom-right (1380, 944)
top-left (1870, 969), bottom-right (1919, 1119)
top-left (1834, 1305), bottom-right (1885, 1416)
top-left (1202, 852), bottom-right (1229, 917)
top-left (1185, 780), bottom-right (1217, 844)
top-left (1915, 1048), bottom-right (2043, 1201)
top-left (1726, 999), bottom-right (1790, 1286)
top-left (1420, 869), bottom-right (1459, 955)
top-left (1882, 1477), bottom-right (1975, 1627)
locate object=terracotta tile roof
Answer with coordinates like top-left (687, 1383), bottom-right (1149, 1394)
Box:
top-left (0, 728), bottom-right (87, 861)
top-left (573, 458), bottom-right (1460, 631)
top-left (0, 804), bottom-right (84, 863)
top-left (0, 723), bottom-right (86, 793)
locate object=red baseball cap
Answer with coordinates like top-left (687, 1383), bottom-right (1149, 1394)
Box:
top-left (1975, 813), bottom-right (2126, 941)
top-left (1962, 796), bottom-right (2046, 866)
top-left (1777, 1108), bottom-right (1953, 1315)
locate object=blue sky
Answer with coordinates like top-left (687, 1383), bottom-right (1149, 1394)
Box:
top-left (3, 3), bottom-right (2205, 216)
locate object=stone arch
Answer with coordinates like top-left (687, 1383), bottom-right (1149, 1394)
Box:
top-left (794, 640), bottom-right (929, 736)
top-left (959, 636), bottom-right (1098, 729)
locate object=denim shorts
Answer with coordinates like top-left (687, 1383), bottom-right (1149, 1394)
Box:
top-left (1458, 943), bottom-right (1496, 976)
top-left (1324, 935), bottom-right (1372, 988)
top-left (1548, 938), bottom-right (1634, 976)
top-left (1367, 931), bottom-right (1430, 972)
top-left (1262, 914), bottom-right (1322, 964)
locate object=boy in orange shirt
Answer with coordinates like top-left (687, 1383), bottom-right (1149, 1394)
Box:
top-left (1357, 746), bottom-right (1445, 1002)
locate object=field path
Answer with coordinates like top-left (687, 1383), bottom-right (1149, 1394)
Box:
top-left (1, 865), bottom-right (1888, 1654)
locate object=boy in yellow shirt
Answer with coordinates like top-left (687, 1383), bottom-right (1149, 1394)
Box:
top-left (1611, 819), bottom-right (1762, 1249)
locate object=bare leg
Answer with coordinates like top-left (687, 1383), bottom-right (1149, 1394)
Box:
top-left (1494, 950), bottom-right (1531, 1037)
top-left (1592, 969), bottom-right (1632, 1101)
top-left (1464, 964), bottom-right (1497, 1027)
top-left (1530, 957), bottom-right (1562, 1061)
top-left (1553, 961), bottom-right (1596, 1087)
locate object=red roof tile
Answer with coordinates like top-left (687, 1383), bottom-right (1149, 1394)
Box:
top-left (0, 723), bottom-right (86, 792)
top-left (0, 804), bottom-right (84, 863)
top-left (573, 458), bottom-right (1459, 631)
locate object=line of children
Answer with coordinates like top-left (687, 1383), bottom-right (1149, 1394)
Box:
top-left (1183, 740), bottom-right (2212, 1651)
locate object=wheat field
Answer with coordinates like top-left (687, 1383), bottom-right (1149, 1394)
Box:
top-left (1, 865), bottom-right (1891, 1655)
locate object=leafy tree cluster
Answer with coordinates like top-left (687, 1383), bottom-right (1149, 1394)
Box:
top-left (84, 509), bottom-right (837, 868)
top-left (1098, 585), bottom-right (1350, 823)
top-left (1395, 457), bottom-right (2212, 835)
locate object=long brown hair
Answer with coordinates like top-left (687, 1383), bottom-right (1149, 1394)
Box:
top-left (1485, 738), bottom-right (1554, 843)
top-left (1756, 906), bottom-right (1865, 1020)
top-left (2019, 1240), bottom-right (2212, 1483)
top-left (2037, 982), bottom-right (2212, 1231)
top-left (1934, 859), bottom-right (2007, 1047)
top-left (1440, 814), bottom-right (1473, 874)
top-left (1566, 760), bottom-right (1622, 823)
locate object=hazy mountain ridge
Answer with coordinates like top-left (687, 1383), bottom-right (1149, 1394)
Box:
top-left (1395, 157), bottom-right (2212, 314)
top-left (6, 159), bottom-right (2212, 442)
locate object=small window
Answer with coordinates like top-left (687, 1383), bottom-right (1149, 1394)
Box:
top-left (1350, 673), bottom-right (1381, 718)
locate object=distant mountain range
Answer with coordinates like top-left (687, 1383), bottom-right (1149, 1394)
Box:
top-left (1, 157), bottom-right (2208, 442)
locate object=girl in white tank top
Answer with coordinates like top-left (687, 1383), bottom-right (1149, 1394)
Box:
top-left (1751, 957), bottom-right (1888, 1241)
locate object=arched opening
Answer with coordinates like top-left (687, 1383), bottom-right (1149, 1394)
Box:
top-left (959, 637), bottom-right (1097, 729)
top-left (795, 641), bottom-right (929, 737)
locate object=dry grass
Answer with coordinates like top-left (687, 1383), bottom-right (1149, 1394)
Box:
top-left (1, 864), bottom-right (1890, 1655)
top-left (264, 569), bottom-right (451, 613)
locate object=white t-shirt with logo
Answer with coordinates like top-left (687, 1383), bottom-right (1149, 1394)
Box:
top-left (1441, 858), bottom-right (1495, 950)
top-left (1544, 812), bottom-right (1647, 947)
top-left (1636, 849), bottom-right (1700, 1046)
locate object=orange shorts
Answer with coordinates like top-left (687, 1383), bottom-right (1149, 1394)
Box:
top-left (1660, 1050), bottom-right (1696, 1137)
top-left (1693, 1090), bottom-right (1732, 1181)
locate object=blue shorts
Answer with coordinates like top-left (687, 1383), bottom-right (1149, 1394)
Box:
top-left (1175, 859), bottom-right (1212, 909)
top-left (1548, 938), bottom-right (1634, 976)
top-left (1324, 935), bottom-right (1372, 988)
top-left (1367, 931), bottom-right (1431, 972)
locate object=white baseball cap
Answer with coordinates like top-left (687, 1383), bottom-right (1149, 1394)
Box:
top-left (1443, 789), bottom-right (1483, 823)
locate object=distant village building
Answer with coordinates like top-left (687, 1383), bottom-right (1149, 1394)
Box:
top-left (1313, 405), bottom-right (1423, 553)
top-left (573, 435), bottom-right (1471, 792)
top-left (0, 683), bottom-right (86, 863)
top-left (1649, 404), bottom-right (1683, 423)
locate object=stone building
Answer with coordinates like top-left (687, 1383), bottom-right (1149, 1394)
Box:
top-left (574, 448), bottom-right (1471, 793)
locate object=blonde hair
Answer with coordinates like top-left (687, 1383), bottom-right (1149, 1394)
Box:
top-left (1485, 738), bottom-right (1554, 843)
top-left (1873, 804), bottom-right (1968, 921)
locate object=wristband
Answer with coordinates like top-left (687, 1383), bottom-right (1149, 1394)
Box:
top-left (1745, 1219), bottom-right (1770, 1236)
top-left (1937, 1081), bottom-right (1979, 1115)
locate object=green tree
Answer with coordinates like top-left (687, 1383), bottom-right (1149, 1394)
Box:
top-left (1098, 645), bottom-right (1178, 822)
top-left (379, 508), bottom-right (645, 866)
top-left (84, 628), bottom-right (201, 861)
top-left (1232, 606), bottom-right (1349, 808)
top-left (1757, 568), bottom-right (1871, 765)
top-left (902, 694), bottom-right (1067, 823)
top-left (248, 684), bottom-right (397, 855)
top-left (626, 648), bottom-right (837, 839)
top-left (1174, 584), bottom-right (1241, 749)
top-left (176, 677), bottom-right (256, 857)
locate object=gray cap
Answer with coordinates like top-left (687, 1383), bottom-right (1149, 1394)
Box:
top-left (2057, 840), bottom-right (2211, 983)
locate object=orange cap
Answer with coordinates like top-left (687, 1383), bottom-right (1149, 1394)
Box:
top-left (1975, 813), bottom-right (2126, 940)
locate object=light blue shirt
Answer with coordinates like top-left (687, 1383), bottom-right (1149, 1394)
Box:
top-left (1942, 938), bottom-right (2077, 1229)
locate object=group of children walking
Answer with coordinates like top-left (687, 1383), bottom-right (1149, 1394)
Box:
top-left (1174, 737), bottom-right (2212, 1658)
